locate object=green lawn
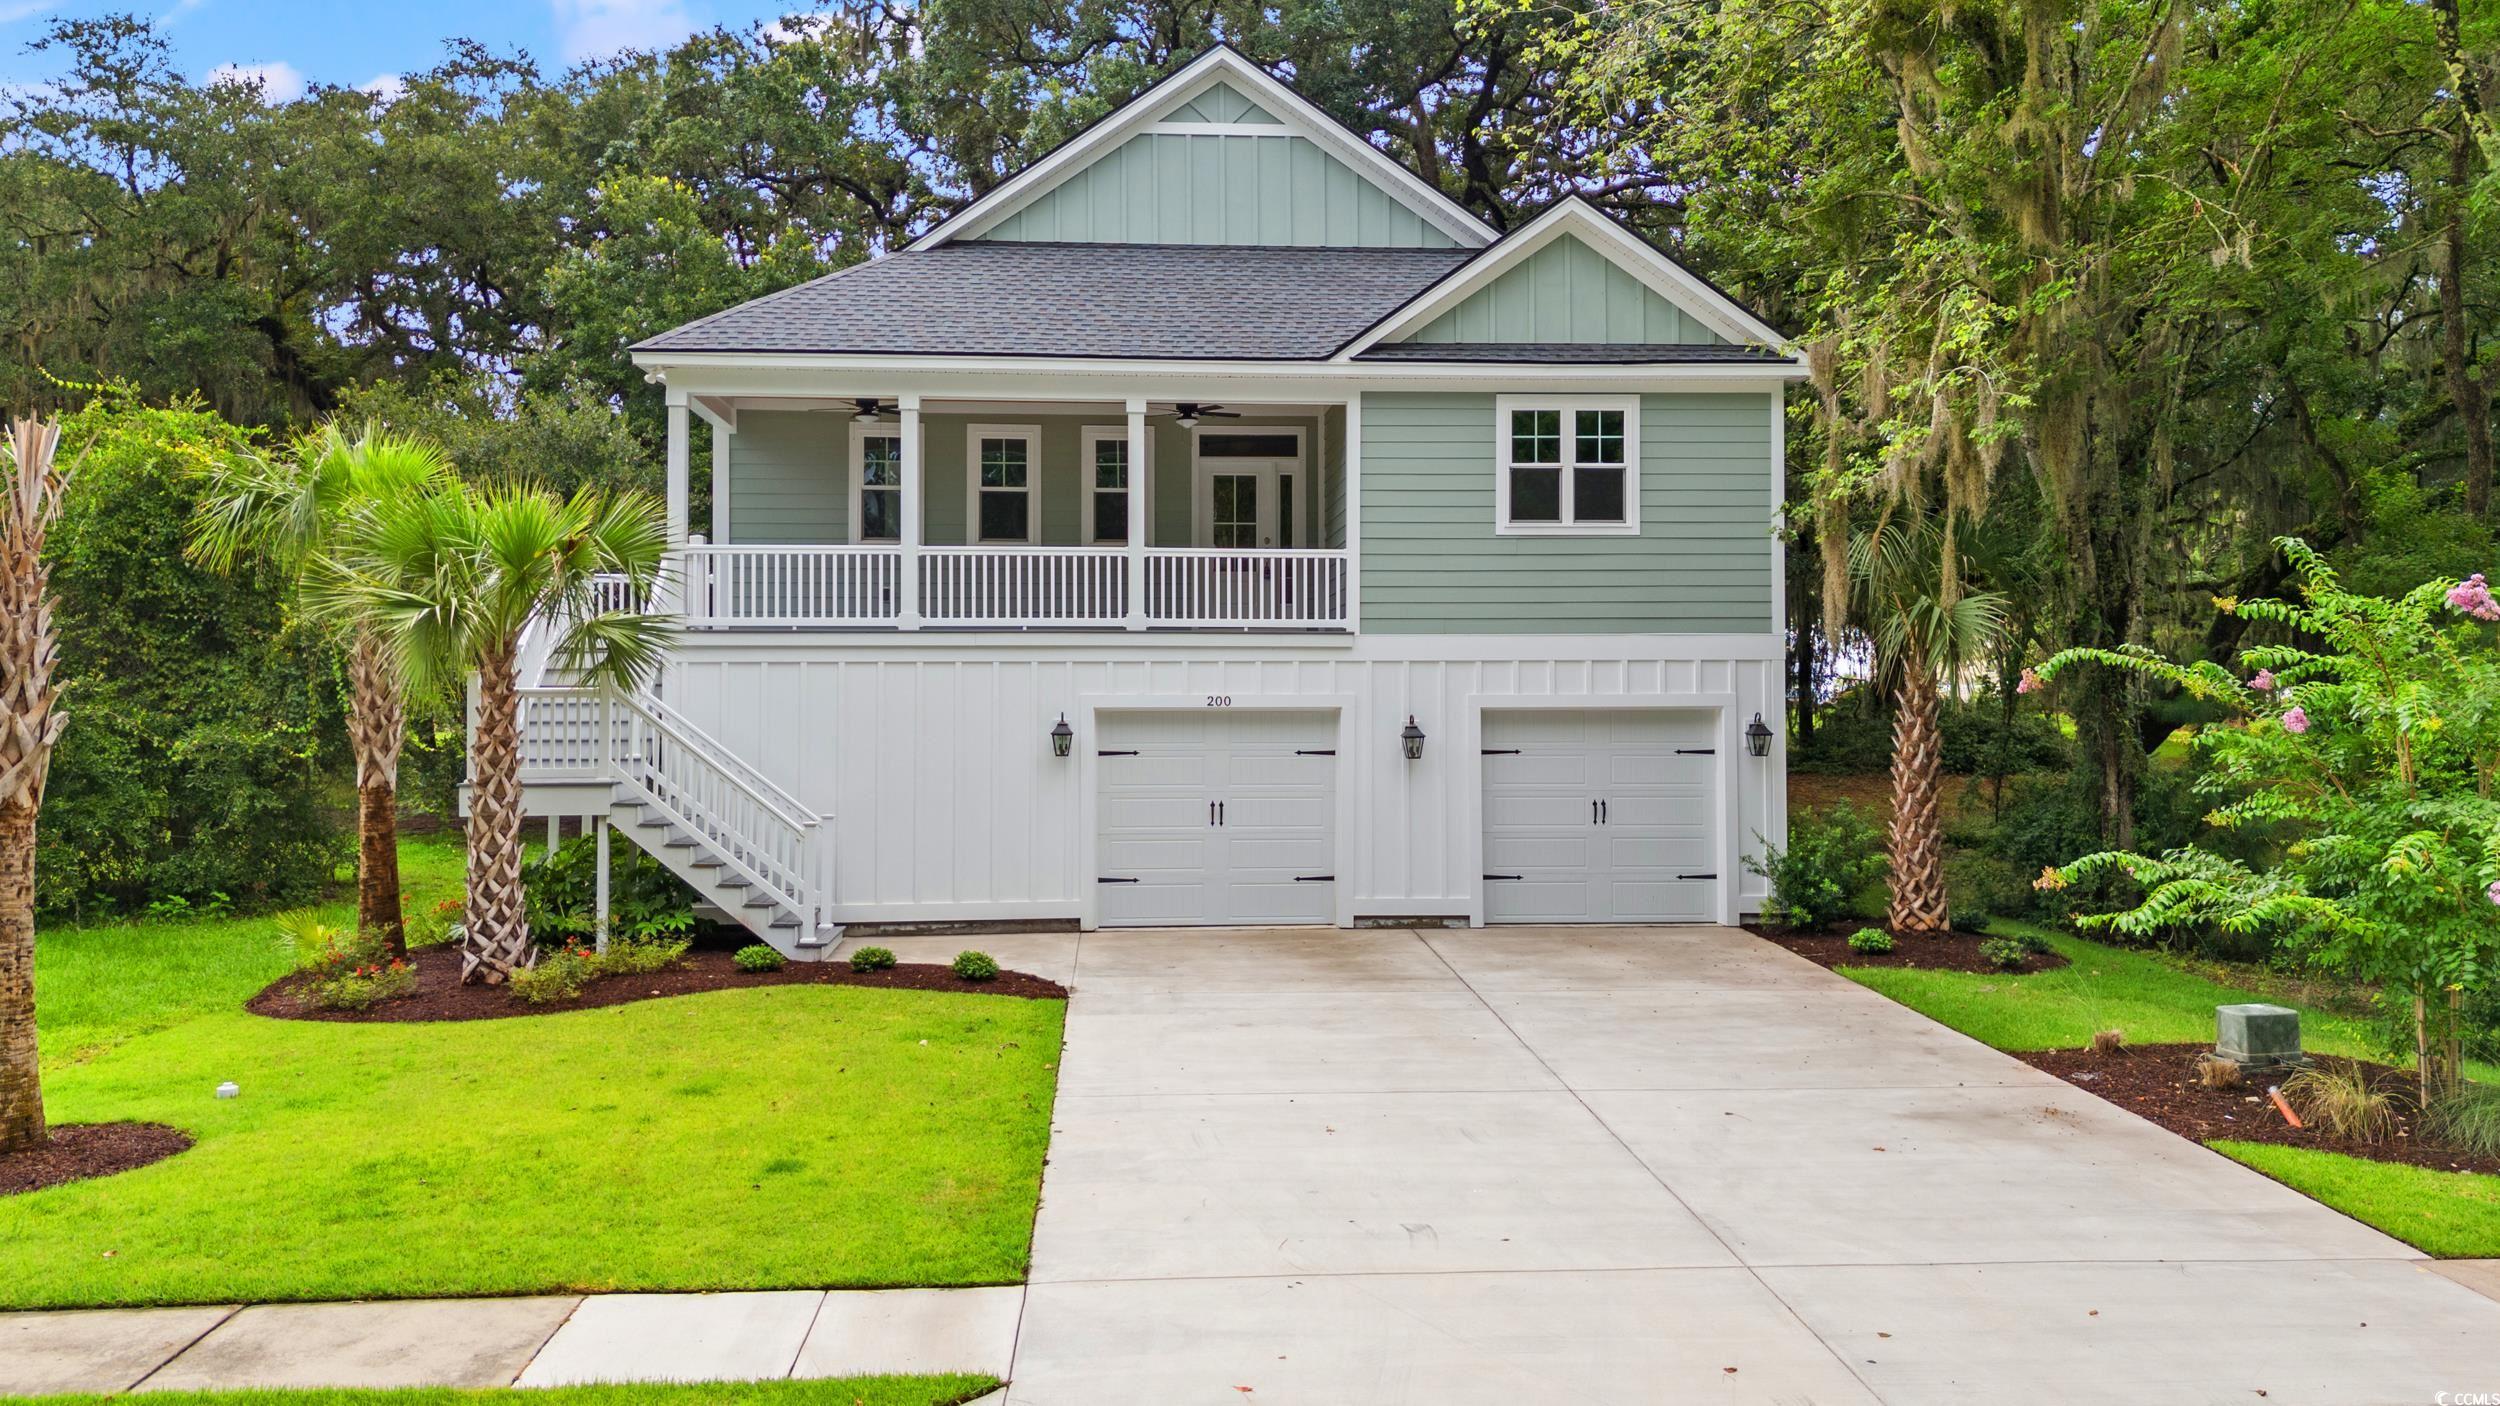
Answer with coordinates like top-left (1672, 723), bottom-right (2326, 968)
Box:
top-left (1838, 921), bottom-right (2500, 1256)
top-left (10, 839), bottom-right (1065, 1310)
top-left (1, 1381), bottom-right (998, 1406)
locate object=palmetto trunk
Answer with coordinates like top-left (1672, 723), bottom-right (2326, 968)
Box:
top-left (346, 629), bottom-right (405, 957)
top-left (461, 641), bottom-right (532, 984)
top-left (0, 419), bottom-right (66, 1155)
top-left (1887, 669), bottom-right (1951, 937)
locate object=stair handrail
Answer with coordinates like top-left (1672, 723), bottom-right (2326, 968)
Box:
top-left (599, 685), bottom-right (828, 927)
top-left (627, 690), bottom-right (816, 829)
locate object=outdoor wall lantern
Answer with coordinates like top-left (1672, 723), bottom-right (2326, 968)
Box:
top-left (1051, 713), bottom-right (1075, 759)
top-left (1745, 712), bottom-right (1775, 758)
top-left (1401, 715), bottom-right (1426, 761)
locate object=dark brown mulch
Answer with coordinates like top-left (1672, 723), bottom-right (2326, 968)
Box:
top-left (0, 1122), bottom-right (192, 1197)
top-left (2021, 1042), bottom-right (2500, 1177)
top-left (1744, 923), bottom-right (2071, 975)
top-left (247, 943), bottom-right (1067, 1023)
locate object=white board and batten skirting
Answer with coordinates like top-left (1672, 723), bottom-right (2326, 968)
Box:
top-left (655, 631), bottom-right (1786, 930)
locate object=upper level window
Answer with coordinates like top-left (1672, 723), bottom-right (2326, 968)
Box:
top-left (1495, 396), bottom-right (1640, 536)
top-left (850, 422), bottom-right (903, 543)
top-left (968, 425), bottom-right (1040, 543)
top-left (1080, 426), bottom-right (1144, 545)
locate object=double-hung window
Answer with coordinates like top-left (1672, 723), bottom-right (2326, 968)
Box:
top-left (1494, 396), bottom-right (1640, 535)
top-left (849, 421), bottom-right (903, 543)
top-left (1079, 426), bottom-right (1144, 545)
top-left (967, 425), bottom-right (1040, 544)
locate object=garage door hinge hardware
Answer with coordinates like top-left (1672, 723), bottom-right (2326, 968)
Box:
top-left (1678, 873), bottom-right (1717, 881)
top-left (1675, 747), bottom-right (1716, 755)
top-left (1097, 876), bottom-right (1141, 884)
top-left (1484, 873), bottom-right (1522, 881)
top-left (1481, 748), bottom-right (1521, 755)
top-left (1294, 875), bottom-right (1334, 882)
top-left (1097, 749), bottom-right (1139, 756)
top-left (1294, 748), bottom-right (1336, 755)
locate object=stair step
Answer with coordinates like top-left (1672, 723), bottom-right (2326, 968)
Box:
top-left (742, 895), bottom-right (779, 910)
top-left (768, 915), bottom-right (801, 929)
top-left (689, 856), bottom-right (724, 869)
top-left (661, 831), bottom-right (699, 849)
top-left (713, 876), bottom-right (751, 890)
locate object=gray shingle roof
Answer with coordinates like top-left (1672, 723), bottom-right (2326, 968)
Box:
top-left (635, 242), bottom-right (1476, 360)
top-left (1354, 341), bottom-right (1791, 364)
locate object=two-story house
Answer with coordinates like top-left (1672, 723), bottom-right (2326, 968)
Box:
top-left (513, 46), bottom-right (1803, 955)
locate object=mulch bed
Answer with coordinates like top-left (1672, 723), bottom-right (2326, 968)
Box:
top-left (2021, 1041), bottom-right (2500, 1177)
top-left (0, 1122), bottom-right (192, 1197)
top-left (247, 943), bottom-right (1067, 1023)
top-left (1745, 923), bottom-right (2071, 975)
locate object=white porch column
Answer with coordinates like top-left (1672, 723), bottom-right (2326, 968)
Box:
top-left (664, 398), bottom-right (691, 545)
top-left (709, 417), bottom-right (731, 542)
top-left (593, 815), bottom-right (611, 955)
top-left (1125, 396), bottom-right (1148, 630)
top-left (898, 394), bottom-right (923, 629)
top-left (1344, 392), bottom-right (1363, 633)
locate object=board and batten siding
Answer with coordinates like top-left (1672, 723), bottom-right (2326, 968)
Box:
top-left (1359, 391), bottom-right (1777, 634)
top-left (1398, 234), bottom-right (1727, 345)
top-left (974, 131), bottom-right (1459, 248)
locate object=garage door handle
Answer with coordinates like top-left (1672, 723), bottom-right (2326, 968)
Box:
top-left (1600, 799), bottom-right (1609, 824)
top-left (1678, 872), bottom-right (1717, 880)
top-left (1097, 749), bottom-right (1138, 756)
top-left (1097, 877), bottom-right (1140, 884)
top-left (1675, 747), bottom-right (1715, 755)
top-left (1481, 748), bottom-right (1521, 755)
top-left (1294, 874), bottom-right (1333, 882)
top-left (1484, 873), bottom-right (1522, 881)
top-left (1294, 749), bottom-right (1335, 756)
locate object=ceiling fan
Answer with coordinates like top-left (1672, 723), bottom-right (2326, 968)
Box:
top-left (849, 397), bottom-right (899, 423)
top-left (1169, 402), bottom-right (1241, 429)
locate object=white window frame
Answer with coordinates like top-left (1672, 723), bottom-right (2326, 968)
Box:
top-left (848, 418), bottom-right (908, 544)
top-left (965, 423), bottom-right (1042, 544)
top-left (1079, 425), bottom-right (1152, 545)
top-left (1493, 394), bottom-right (1641, 537)
top-left (1189, 424), bottom-right (1309, 549)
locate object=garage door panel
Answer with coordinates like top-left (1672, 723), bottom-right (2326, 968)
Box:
top-left (1487, 877), bottom-right (1595, 922)
top-left (1101, 793), bottom-right (1217, 830)
top-left (1607, 878), bottom-right (1714, 921)
top-left (1482, 708), bottom-right (1721, 925)
top-left (1488, 794), bottom-right (1600, 831)
top-left (1098, 710), bottom-right (1336, 927)
top-left (1599, 795), bottom-right (1710, 829)
top-left (1487, 834), bottom-right (1600, 869)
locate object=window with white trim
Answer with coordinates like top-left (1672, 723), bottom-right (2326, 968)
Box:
top-left (1494, 396), bottom-right (1640, 535)
top-left (1079, 426), bottom-right (1143, 545)
top-left (849, 420), bottom-right (903, 543)
top-left (966, 425), bottom-right (1040, 543)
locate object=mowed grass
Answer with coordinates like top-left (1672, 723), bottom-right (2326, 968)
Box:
top-left (12, 839), bottom-right (1065, 1310)
top-left (1838, 920), bottom-right (2500, 1255)
top-left (0, 1381), bottom-right (999, 1406)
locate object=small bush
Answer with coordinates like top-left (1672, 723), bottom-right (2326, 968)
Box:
top-left (951, 949), bottom-right (999, 982)
top-left (279, 910), bottom-right (417, 1010)
top-left (2087, 1029), bottom-right (2127, 1056)
top-left (2423, 1083), bottom-right (2500, 1159)
top-left (1977, 935), bottom-right (2034, 970)
top-left (734, 944), bottom-right (785, 973)
top-left (1847, 927), bottom-right (1894, 955)
top-left (1747, 804), bottom-right (1887, 930)
top-left (598, 936), bottom-right (691, 976)
top-left (1944, 852), bottom-right (2030, 928)
top-left (2194, 1054), bottom-right (2247, 1091)
top-left (305, 959), bottom-right (417, 1012)
top-left (510, 946), bottom-right (595, 1004)
top-left (849, 945), bottom-right (898, 973)
top-left (2282, 1065), bottom-right (2398, 1143)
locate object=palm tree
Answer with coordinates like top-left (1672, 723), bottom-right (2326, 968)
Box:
top-left (1848, 510), bottom-right (2010, 938)
top-left (322, 481), bottom-right (669, 984)
top-left (190, 424), bottom-right (452, 958)
top-left (0, 418), bottom-right (69, 1155)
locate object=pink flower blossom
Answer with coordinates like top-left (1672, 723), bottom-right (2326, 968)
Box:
top-left (2487, 880), bottom-right (2500, 908)
top-left (2448, 573), bottom-right (2500, 622)
top-left (2250, 669), bottom-right (2274, 691)
top-left (2281, 706), bottom-right (2310, 734)
top-left (2016, 667), bottom-right (2041, 695)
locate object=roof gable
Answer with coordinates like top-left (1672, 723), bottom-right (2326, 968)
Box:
top-left (1338, 199), bottom-right (1792, 358)
top-left (912, 48), bottom-right (1493, 251)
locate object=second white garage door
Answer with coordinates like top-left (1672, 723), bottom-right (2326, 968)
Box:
top-left (1095, 709), bottom-right (1337, 926)
top-left (1482, 709), bottom-right (1719, 923)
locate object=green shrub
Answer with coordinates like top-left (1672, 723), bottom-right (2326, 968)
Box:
top-left (1944, 851), bottom-right (2030, 927)
top-left (598, 936), bottom-right (690, 976)
top-left (277, 910), bottom-right (417, 1009)
top-left (2423, 1083), bottom-right (2500, 1160)
top-left (2283, 1065), bottom-right (2399, 1143)
top-left (1847, 927), bottom-right (1894, 955)
top-left (734, 944), bottom-right (785, 973)
top-left (849, 945), bottom-right (898, 973)
top-left (305, 959), bottom-right (418, 1011)
top-left (951, 950), bottom-right (999, 982)
top-left (523, 832), bottom-right (700, 947)
top-left (1747, 803), bottom-right (1887, 930)
top-left (510, 947), bottom-right (595, 1004)
top-left (1977, 935), bottom-right (2034, 970)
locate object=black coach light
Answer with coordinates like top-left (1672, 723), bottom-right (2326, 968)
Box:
top-left (1746, 711), bottom-right (1775, 758)
top-left (1400, 715), bottom-right (1426, 762)
top-left (1050, 713), bottom-right (1074, 759)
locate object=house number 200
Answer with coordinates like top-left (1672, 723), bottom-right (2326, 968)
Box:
top-left (1205, 695), bottom-right (1232, 707)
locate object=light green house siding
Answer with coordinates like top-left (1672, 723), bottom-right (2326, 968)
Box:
top-left (1359, 391), bottom-right (1775, 633)
top-left (1398, 234), bottom-right (1726, 344)
top-left (974, 131), bottom-right (1459, 248)
top-left (724, 411), bottom-right (844, 544)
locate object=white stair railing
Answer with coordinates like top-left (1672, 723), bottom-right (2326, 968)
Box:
top-left (598, 688), bottom-right (828, 930)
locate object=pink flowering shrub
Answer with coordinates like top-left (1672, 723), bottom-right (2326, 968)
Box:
top-left (2028, 539), bottom-right (2500, 1098)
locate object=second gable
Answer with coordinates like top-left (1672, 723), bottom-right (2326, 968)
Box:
top-left (1396, 233), bottom-right (1728, 345)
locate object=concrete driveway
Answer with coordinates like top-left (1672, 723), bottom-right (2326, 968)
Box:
top-left (887, 923), bottom-right (2500, 1405)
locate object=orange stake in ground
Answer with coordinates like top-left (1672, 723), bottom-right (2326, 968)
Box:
top-left (2267, 1086), bottom-right (2303, 1129)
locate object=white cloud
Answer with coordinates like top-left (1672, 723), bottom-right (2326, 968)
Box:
top-left (362, 73), bottom-right (407, 104)
top-left (160, 0), bottom-right (206, 27)
top-left (203, 60), bottom-right (306, 102)
top-left (551, 0), bottom-right (698, 63)
top-left (760, 12), bottom-right (832, 45)
top-left (0, 2), bottom-right (58, 26)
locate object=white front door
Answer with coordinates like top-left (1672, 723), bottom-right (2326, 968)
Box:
top-left (1194, 459), bottom-right (1302, 549)
top-left (1481, 709), bottom-right (1718, 923)
top-left (1096, 709), bottom-right (1337, 926)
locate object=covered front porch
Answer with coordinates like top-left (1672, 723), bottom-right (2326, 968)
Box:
top-left (662, 393), bottom-right (1354, 631)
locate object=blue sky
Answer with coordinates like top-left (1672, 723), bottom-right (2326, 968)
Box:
top-left (0, 0), bottom-right (808, 93)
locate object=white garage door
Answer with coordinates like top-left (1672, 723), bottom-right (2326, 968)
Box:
top-left (1481, 709), bottom-right (1718, 924)
top-left (1095, 709), bottom-right (1337, 926)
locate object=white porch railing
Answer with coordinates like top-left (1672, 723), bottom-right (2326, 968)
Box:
top-left (601, 687), bottom-right (827, 927)
top-left (920, 546), bottom-right (1129, 627)
top-left (1144, 548), bottom-right (1350, 627)
top-left (516, 687), bottom-right (619, 776)
top-left (680, 545), bottom-right (902, 627)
